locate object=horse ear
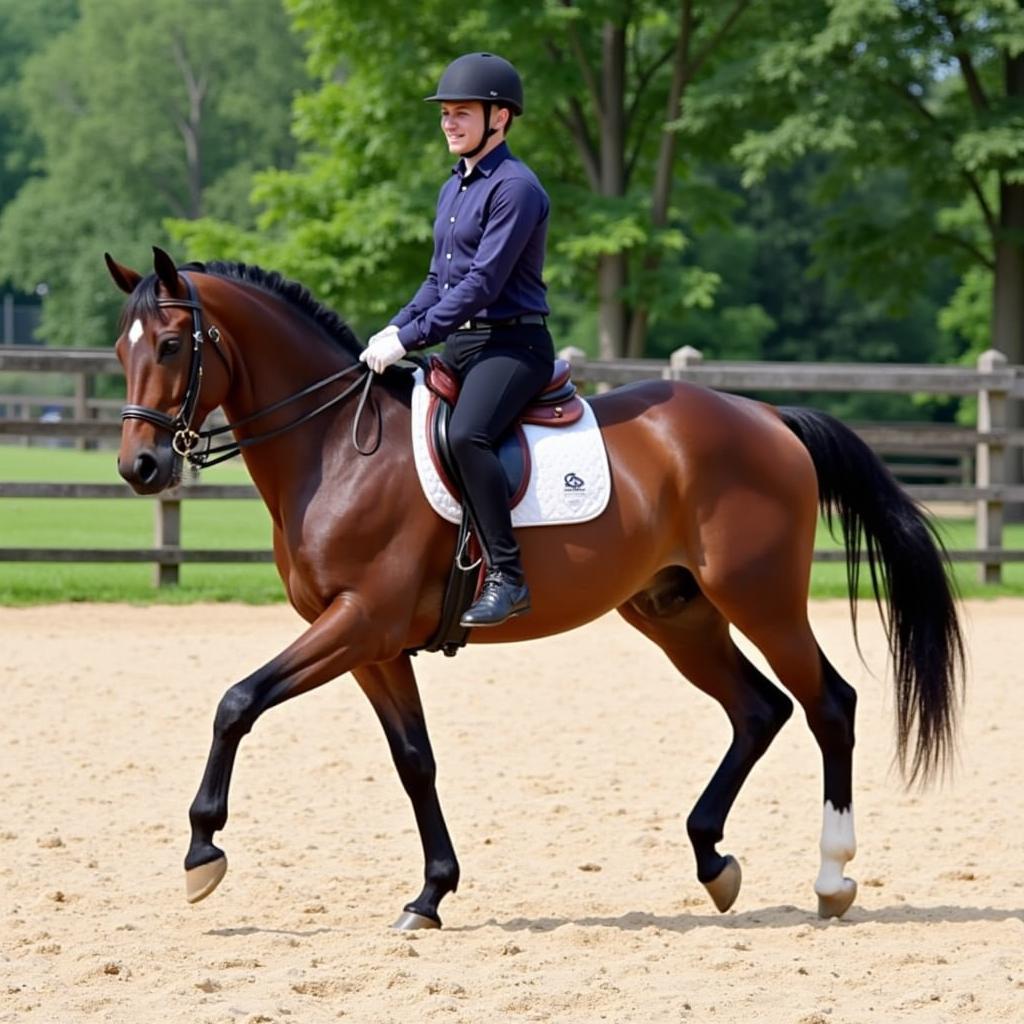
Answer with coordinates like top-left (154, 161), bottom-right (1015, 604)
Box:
top-left (104, 252), bottom-right (142, 294)
top-left (152, 246), bottom-right (182, 295)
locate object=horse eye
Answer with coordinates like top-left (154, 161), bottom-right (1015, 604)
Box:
top-left (157, 336), bottom-right (182, 361)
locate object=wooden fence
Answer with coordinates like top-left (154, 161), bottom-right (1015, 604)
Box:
top-left (0, 481), bottom-right (269, 586)
top-left (2, 343), bottom-right (1023, 585)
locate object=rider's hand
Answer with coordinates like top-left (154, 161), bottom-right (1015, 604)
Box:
top-left (359, 326), bottom-right (407, 374)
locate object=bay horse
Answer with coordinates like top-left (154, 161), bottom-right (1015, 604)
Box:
top-left (106, 247), bottom-right (963, 929)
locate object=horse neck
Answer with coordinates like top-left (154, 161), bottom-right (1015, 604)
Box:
top-left (208, 283), bottom-right (395, 518)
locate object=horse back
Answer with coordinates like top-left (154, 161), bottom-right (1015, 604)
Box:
top-left (590, 378), bottom-right (812, 480)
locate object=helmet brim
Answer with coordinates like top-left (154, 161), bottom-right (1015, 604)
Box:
top-left (425, 93), bottom-right (523, 116)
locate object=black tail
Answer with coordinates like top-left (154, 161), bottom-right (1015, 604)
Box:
top-left (778, 406), bottom-right (965, 784)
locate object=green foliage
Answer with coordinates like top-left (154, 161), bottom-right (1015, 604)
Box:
top-left (645, 159), bottom-right (966, 421)
top-left (0, 0), bottom-right (1008, 381)
top-left (939, 265), bottom-right (992, 359)
top-left (171, 0), bottom-right (983, 370)
top-left (0, 0), bottom-right (78, 207)
top-left (0, 0), bottom-right (308, 346)
top-left (723, 0), bottom-right (1024, 356)
top-left (174, 0), bottom-right (774, 342)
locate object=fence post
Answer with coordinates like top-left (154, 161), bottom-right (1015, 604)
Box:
top-left (668, 345), bottom-right (703, 379)
top-left (559, 346), bottom-right (588, 388)
top-left (155, 495), bottom-right (181, 587)
top-left (74, 372), bottom-right (93, 451)
top-left (976, 348), bottom-right (1007, 584)
top-left (2, 293), bottom-right (13, 343)
top-left (17, 400), bottom-right (28, 447)
top-left (558, 345), bottom-right (587, 369)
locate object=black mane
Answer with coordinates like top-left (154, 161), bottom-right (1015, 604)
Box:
top-left (120, 259), bottom-right (416, 399)
top-left (121, 260), bottom-right (362, 360)
top-left (188, 260), bottom-right (365, 359)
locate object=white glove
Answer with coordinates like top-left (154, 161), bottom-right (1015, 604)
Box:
top-left (359, 325), bottom-right (407, 374)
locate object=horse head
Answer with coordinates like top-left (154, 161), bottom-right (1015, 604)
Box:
top-left (106, 247), bottom-right (233, 493)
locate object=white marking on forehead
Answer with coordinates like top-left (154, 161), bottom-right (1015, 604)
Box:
top-left (128, 318), bottom-right (144, 346)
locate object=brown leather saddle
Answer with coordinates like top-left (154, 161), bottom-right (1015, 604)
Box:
top-left (423, 355), bottom-right (584, 506)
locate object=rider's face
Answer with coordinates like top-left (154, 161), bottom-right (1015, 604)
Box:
top-left (440, 102), bottom-right (485, 155)
top-left (440, 102), bottom-right (507, 156)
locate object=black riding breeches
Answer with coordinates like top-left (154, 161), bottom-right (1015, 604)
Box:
top-left (442, 325), bottom-right (555, 577)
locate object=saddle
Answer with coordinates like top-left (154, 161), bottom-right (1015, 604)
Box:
top-left (424, 356), bottom-right (584, 506)
top-left (416, 356), bottom-right (584, 657)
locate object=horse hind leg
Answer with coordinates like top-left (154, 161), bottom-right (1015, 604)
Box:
top-left (618, 568), bottom-right (794, 913)
top-left (724, 601), bottom-right (859, 919)
top-left (804, 647), bottom-right (858, 918)
top-left (687, 446), bottom-right (858, 917)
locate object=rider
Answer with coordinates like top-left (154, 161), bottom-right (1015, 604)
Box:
top-left (360, 52), bottom-right (553, 628)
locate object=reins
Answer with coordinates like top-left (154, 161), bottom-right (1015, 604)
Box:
top-left (121, 272), bottom-right (380, 469)
top-left (187, 368), bottom-right (378, 468)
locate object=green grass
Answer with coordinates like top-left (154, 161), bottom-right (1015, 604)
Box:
top-left (2, 445), bottom-right (1023, 604)
top-left (812, 516), bottom-right (1024, 598)
top-left (0, 445), bottom-right (282, 604)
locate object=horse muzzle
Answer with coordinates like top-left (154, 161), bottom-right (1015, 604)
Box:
top-left (118, 444), bottom-right (179, 494)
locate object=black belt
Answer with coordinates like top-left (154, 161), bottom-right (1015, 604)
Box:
top-left (457, 313), bottom-right (546, 330)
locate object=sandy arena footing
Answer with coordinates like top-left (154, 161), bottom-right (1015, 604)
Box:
top-left (1, 601), bottom-right (1022, 1023)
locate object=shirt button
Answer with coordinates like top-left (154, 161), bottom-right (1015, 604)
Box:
top-left (443, 284), bottom-right (449, 290)
top-left (446, 253), bottom-right (452, 259)
top-left (460, 186), bottom-right (467, 192)
top-left (449, 216), bottom-right (456, 222)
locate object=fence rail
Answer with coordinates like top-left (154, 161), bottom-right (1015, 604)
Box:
top-left (1, 344), bottom-right (1022, 584)
top-left (0, 480), bottom-right (267, 585)
top-left (0, 548), bottom-right (273, 564)
top-left (562, 347), bottom-right (1024, 397)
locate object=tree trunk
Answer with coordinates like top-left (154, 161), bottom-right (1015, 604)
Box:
top-left (992, 181), bottom-right (1024, 365)
top-left (623, 0), bottom-right (750, 358)
top-left (597, 21), bottom-right (628, 359)
top-left (992, 178), bottom-right (1024, 514)
top-left (625, 3), bottom-right (693, 358)
top-left (995, 54), bottom-right (1024, 514)
top-left (994, 49), bottom-right (1024, 364)
top-left (171, 36), bottom-right (207, 220)
top-left (597, 254), bottom-right (628, 359)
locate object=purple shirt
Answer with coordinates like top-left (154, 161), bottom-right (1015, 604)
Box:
top-left (391, 142), bottom-right (550, 350)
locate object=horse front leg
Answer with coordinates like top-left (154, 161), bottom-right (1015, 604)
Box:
top-left (184, 594), bottom-right (379, 903)
top-left (354, 658), bottom-right (460, 930)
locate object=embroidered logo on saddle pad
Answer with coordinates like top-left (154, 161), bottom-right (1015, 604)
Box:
top-left (410, 367), bottom-right (611, 527)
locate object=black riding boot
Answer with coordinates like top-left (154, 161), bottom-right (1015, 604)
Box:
top-left (460, 567), bottom-right (531, 627)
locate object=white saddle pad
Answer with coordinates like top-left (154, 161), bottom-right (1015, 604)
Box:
top-left (410, 368), bottom-right (611, 527)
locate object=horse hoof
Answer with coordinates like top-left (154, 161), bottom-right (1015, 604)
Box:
top-left (392, 910), bottom-right (441, 931)
top-left (817, 878), bottom-right (857, 919)
top-left (185, 855), bottom-right (227, 904)
top-left (703, 855), bottom-right (742, 913)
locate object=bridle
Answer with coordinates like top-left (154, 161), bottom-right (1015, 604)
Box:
top-left (120, 272), bottom-right (379, 469)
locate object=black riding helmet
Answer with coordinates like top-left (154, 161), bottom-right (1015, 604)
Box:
top-left (426, 52), bottom-right (524, 114)
top-left (426, 52), bottom-right (524, 158)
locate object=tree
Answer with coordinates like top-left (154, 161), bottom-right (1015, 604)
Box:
top-left (725, 0), bottom-right (1024, 366)
top-left (532, 0), bottom-right (762, 357)
top-left (0, 0), bottom-right (308, 346)
top-left (177, 0), bottom-right (775, 356)
top-left (0, 0), bottom-right (78, 209)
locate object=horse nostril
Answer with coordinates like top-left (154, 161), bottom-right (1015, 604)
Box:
top-left (134, 451), bottom-right (160, 485)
